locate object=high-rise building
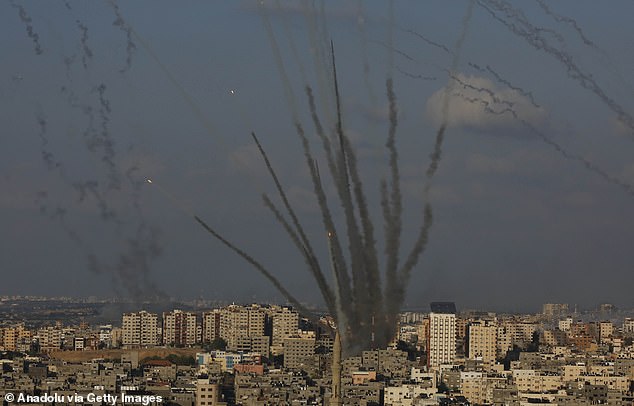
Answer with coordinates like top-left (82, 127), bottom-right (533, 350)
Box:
top-left (427, 302), bottom-right (456, 369)
top-left (163, 310), bottom-right (198, 346)
top-left (270, 306), bottom-right (299, 348)
top-left (122, 311), bottom-right (160, 347)
top-left (220, 304), bottom-right (266, 351)
top-left (202, 309), bottom-right (221, 343)
top-left (467, 319), bottom-right (497, 371)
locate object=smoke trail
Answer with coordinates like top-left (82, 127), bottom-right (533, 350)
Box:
top-left (448, 72), bottom-right (515, 108)
top-left (340, 125), bottom-right (384, 345)
top-left (308, 159), bottom-right (355, 330)
top-left (274, 0), bottom-right (309, 86)
top-left (112, 224), bottom-right (167, 301)
top-left (427, 0), bottom-right (475, 187)
top-left (250, 132), bottom-right (335, 313)
top-left (403, 27), bottom-right (452, 55)
top-left (396, 66), bottom-right (436, 81)
top-left (371, 40), bottom-right (417, 63)
top-left (107, 0), bottom-right (136, 73)
top-left (258, 2), bottom-right (356, 327)
top-left (35, 113), bottom-right (61, 171)
top-left (193, 215), bottom-right (313, 317)
top-left (331, 41), bottom-right (370, 333)
top-left (93, 83), bottom-right (121, 191)
top-left (304, 86), bottom-right (358, 330)
top-left (258, 1), bottom-right (302, 124)
top-left (477, 0), bottom-right (634, 136)
top-left (300, 1), bottom-right (336, 131)
top-left (451, 91), bottom-right (634, 198)
top-left (355, 0), bottom-right (376, 104)
top-left (469, 62), bottom-right (541, 109)
top-left (399, 203), bottom-right (433, 284)
top-left (383, 78), bottom-right (405, 339)
top-left (76, 20), bottom-right (93, 70)
top-left (9, 1), bottom-right (43, 55)
top-left (535, 0), bottom-right (596, 48)
top-left (386, 0), bottom-right (395, 78)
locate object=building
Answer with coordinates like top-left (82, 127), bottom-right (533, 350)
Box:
top-left (467, 320), bottom-right (497, 371)
top-left (270, 306), bottom-right (299, 349)
top-left (542, 303), bottom-right (569, 318)
top-left (121, 311), bottom-right (160, 347)
top-left (284, 337), bottom-right (315, 369)
top-left (219, 304), bottom-right (266, 351)
top-left (202, 309), bottom-right (221, 343)
top-left (195, 378), bottom-right (221, 406)
top-left (427, 302), bottom-right (456, 369)
top-left (163, 310), bottom-right (198, 346)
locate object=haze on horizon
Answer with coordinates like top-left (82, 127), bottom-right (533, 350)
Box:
top-left (1, 0), bottom-right (633, 314)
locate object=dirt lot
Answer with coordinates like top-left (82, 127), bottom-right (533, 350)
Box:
top-left (48, 347), bottom-right (203, 362)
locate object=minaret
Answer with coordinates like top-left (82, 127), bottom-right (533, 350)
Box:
top-left (330, 331), bottom-right (342, 406)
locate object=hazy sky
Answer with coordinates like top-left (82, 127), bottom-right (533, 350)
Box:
top-left (2, 0), bottom-right (633, 313)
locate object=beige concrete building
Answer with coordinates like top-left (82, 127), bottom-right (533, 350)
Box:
top-left (599, 321), bottom-right (614, 344)
top-left (202, 309), bottom-right (220, 343)
top-left (219, 304), bottom-right (266, 351)
top-left (283, 337), bottom-right (315, 369)
top-left (163, 310), bottom-right (198, 346)
top-left (270, 306), bottom-right (299, 348)
top-left (122, 311), bottom-right (160, 347)
top-left (36, 326), bottom-right (62, 352)
top-left (195, 378), bottom-right (223, 406)
top-left (468, 320), bottom-right (497, 371)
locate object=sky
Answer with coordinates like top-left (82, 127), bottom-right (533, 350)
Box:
top-left (1, 0), bottom-right (633, 313)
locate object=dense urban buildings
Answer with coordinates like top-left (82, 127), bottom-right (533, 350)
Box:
top-left (1, 297), bottom-right (634, 405)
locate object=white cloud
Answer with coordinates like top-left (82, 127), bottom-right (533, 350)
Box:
top-left (425, 74), bottom-right (546, 131)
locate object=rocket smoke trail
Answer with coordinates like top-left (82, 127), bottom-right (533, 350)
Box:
top-left (63, 1), bottom-right (93, 70)
top-left (469, 62), bottom-right (541, 109)
top-left (193, 215), bottom-right (313, 318)
top-left (10, 1), bottom-right (43, 55)
top-left (535, 0), bottom-right (596, 48)
top-left (448, 89), bottom-right (634, 198)
top-left (107, 0), bottom-right (136, 73)
top-left (477, 0), bottom-right (634, 136)
top-left (250, 132), bottom-right (336, 314)
top-left (76, 20), bottom-right (93, 70)
top-left (383, 78), bottom-right (403, 331)
top-left (356, 0), bottom-right (376, 104)
top-left (404, 27), bottom-right (452, 55)
top-left (426, 0), bottom-right (474, 186)
top-left (396, 66), bottom-right (436, 81)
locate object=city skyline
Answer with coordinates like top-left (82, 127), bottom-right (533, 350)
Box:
top-left (2, 1), bottom-right (634, 312)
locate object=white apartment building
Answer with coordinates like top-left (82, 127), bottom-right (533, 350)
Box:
top-left (427, 306), bottom-right (456, 369)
